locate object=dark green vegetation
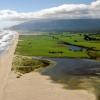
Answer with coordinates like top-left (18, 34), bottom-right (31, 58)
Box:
top-left (12, 55), bottom-right (50, 74)
top-left (16, 32), bottom-right (100, 58)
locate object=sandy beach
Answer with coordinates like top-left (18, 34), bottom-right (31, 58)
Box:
top-left (0, 32), bottom-right (19, 100)
top-left (3, 71), bottom-right (96, 100)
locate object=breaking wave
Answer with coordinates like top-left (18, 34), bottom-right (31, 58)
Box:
top-left (0, 30), bottom-right (17, 55)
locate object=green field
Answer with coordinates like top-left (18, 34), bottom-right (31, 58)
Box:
top-left (16, 33), bottom-right (100, 58)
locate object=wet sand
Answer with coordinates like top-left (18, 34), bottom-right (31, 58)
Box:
top-left (3, 71), bottom-right (96, 100)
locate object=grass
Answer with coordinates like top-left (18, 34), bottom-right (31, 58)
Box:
top-left (58, 33), bottom-right (100, 50)
top-left (15, 33), bottom-right (100, 58)
top-left (12, 55), bottom-right (50, 74)
top-left (15, 33), bottom-right (99, 58)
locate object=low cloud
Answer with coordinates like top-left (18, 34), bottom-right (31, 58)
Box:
top-left (0, 0), bottom-right (100, 22)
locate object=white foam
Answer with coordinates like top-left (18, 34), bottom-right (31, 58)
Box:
top-left (0, 30), bottom-right (17, 55)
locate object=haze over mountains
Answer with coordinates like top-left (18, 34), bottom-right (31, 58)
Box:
top-left (11, 19), bottom-right (100, 33)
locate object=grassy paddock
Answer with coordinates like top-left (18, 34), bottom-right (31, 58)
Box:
top-left (15, 33), bottom-right (100, 58)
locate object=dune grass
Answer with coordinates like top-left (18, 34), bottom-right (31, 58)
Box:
top-left (12, 55), bottom-right (50, 74)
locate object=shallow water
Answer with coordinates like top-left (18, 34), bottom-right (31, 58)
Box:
top-left (41, 58), bottom-right (100, 89)
top-left (67, 45), bottom-right (86, 51)
top-left (42, 58), bottom-right (100, 76)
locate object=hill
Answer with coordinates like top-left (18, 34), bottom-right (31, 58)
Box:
top-left (11, 19), bottom-right (100, 33)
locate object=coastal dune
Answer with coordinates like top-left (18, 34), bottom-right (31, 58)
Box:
top-left (0, 32), bottom-right (18, 100)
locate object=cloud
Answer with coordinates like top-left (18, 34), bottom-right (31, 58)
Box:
top-left (0, 0), bottom-right (100, 22)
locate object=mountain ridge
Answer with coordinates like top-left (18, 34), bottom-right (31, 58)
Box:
top-left (10, 19), bottom-right (100, 33)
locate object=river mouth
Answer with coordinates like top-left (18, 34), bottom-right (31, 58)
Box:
top-left (41, 58), bottom-right (100, 93)
top-left (41, 58), bottom-right (100, 77)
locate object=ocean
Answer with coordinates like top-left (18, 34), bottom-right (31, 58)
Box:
top-left (0, 30), bottom-right (17, 55)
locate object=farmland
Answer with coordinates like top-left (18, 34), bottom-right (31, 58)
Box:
top-left (16, 32), bottom-right (100, 59)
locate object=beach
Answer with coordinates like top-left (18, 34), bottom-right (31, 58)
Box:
top-left (0, 32), bottom-right (19, 100)
top-left (3, 71), bottom-right (96, 100)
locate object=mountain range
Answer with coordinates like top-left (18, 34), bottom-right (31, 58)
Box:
top-left (10, 19), bottom-right (100, 33)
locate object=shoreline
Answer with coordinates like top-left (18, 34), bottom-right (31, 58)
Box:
top-left (26, 55), bottom-right (100, 61)
top-left (0, 32), bottom-right (19, 100)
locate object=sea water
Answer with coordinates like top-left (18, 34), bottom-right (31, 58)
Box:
top-left (0, 30), bottom-right (17, 55)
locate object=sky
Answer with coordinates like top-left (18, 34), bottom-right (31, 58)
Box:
top-left (0, 0), bottom-right (93, 12)
top-left (0, 0), bottom-right (100, 29)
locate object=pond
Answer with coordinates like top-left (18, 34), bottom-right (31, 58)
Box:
top-left (67, 44), bottom-right (86, 51)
